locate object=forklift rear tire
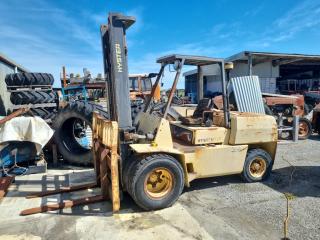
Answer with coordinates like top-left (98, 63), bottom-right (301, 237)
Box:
top-left (127, 154), bottom-right (184, 210)
top-left (242, 149), bottom-right (273, 183)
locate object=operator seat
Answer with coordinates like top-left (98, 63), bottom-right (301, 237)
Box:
top-left (180, 98), bottom-right (212, 125)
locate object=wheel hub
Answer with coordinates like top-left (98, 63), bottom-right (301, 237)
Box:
top-left (249, 157), bottom-right (267, 178)
top-left (144, 167), bottom-right (173, 199)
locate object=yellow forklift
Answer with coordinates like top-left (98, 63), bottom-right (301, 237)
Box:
top-left (94, 13), bottom-right (278, 211)
top-left (20, 13), bottom-right (278, 215)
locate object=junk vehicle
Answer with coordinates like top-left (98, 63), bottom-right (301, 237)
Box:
top-left (262, 93), bottom-right (312, 140)
top-left (129, 73), bottom-right (160, 122)
top-left (213, 91), bottom-right (312, 140)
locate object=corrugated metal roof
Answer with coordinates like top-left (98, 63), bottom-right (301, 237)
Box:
top-left (183, 64), bottom-right (222, 77)
top-left (231, 75), bottom-right (265, 114)
top-left (227, 51), bottom-right (320, 62)
top-left (0, 52), bottom-right (28, 72)
top-left (157, 54), bottom-right (224, 66)
top-left (183, 69), bottom-right (198, 77)
top-left (129, 73), bottom-right (149, 78)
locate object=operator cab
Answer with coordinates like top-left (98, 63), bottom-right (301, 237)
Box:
top-left (140, 54), bottom-right (231, 146)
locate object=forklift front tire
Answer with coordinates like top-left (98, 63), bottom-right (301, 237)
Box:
top-left (128, 154), bottom-right (184, 210)
top-left (242, 149), bottom-right (273, 183)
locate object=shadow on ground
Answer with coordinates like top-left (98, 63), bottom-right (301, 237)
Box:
top-left (265, 166), bottom-right (320, 198)
top-left (11, 170), bottom-right (141, 217)
top-left (184, 174), bottom-right (242, 192)
top-left (10, 164), bottom-right (320, 217)
top-left (309, 134), bottom-right (320, 142)
top-left (184, 166), bottom-right (320, 198)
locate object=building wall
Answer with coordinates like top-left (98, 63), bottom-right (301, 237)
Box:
top-left (185, 61), bottom-right (281, 100)
top-left (201, 64), bottom-right (221, 76)
top-left (230, 61), bottom-right (279, 93)
top-left (185, 73), bottom-right (222, 103)
top-left (205, 75), bottom-right (222, 93)
top-left (230, 61), bottom-right (279, 78)
top-left (0, 62), bottom-right (16, 115)
top-left (185, 73), bottom-right (197, 102)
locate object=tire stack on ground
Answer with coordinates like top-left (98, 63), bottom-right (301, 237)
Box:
top-left (5, 73), bottom-right (58, 121)
top-left (6, 73), bottom-right (110, 167)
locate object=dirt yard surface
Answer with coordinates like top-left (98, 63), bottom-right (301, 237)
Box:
top-left (0, 136), bottom-right (319, 240)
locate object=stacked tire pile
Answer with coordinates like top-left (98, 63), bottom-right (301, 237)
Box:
top-left (5, 72), bottom-right (111, 167)
top-left (5, 72), bottom-right (58, 121)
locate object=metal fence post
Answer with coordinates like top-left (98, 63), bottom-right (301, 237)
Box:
top-left (292, 116), bottom-right (299, 142)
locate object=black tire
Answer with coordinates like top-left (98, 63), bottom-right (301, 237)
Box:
top-left (122, 156), bottom-right (140, 192)
top-left (28, 107), bottom-right (57, 120)
top-left (127, 154), bottom-right (184, 210)
top-left (10, 91), bottom-right (56, 105)
top-left (5, 73), bottom-right (54, 86)
top-left (242, 149), bottom-right (273, 183)
top-left (5, 74), bottom-right (15, 86)
top-left (298, 117), bottom-right (312, 140)
top-left (52, 101), bottom-right (108, 166)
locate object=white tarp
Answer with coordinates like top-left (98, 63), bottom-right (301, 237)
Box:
top-left (0, 116), bottom-right (54, 153)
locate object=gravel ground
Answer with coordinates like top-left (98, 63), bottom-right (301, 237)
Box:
top-left (0, 136), bottom-right (319, 240)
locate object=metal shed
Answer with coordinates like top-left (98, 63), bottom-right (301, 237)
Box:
top-left (184, 51), bottom-right (320, 99)
top-left (227, 51), bottom-right (320, 94)
top-left (183, 64), bottom-right (223, 103)
top-left (0, 52), bottom-right (28, 115)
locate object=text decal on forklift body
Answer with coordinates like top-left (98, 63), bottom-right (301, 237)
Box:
top-left (115, 43), bottom-right (123, 73)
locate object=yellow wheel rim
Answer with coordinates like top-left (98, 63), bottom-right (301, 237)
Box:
top-left (249, 157), bottom-right (267, 178)
top-left (144, 167), bottom-right (173, 199)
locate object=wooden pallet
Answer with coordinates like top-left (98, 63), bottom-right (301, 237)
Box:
top-left (20, 112), bottom-right (120, 216)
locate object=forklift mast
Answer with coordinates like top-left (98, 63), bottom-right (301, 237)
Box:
top-left (101, 13), bottom-right (135, 129)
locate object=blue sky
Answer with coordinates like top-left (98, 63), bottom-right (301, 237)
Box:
top-left (1, 0), bottom-right (320, 88)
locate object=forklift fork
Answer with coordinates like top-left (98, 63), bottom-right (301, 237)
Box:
top-left (21, 113), bottom-right (120, 216)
